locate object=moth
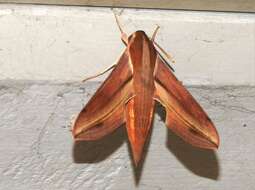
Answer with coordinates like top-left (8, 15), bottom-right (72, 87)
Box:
top-left (72, 15), bottom-right (219, 166)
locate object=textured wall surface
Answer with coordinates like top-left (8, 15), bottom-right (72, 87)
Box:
top-left (0, 81), bottom-right (254, 190)
top-left (0, 4), bottom-right (255, 85)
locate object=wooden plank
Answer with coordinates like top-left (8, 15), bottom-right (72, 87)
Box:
top-left (0, 0), bottom-right (255, 12)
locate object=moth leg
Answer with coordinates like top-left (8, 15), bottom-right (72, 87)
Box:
top-left (82, 64), bottom-right (116, 83)
top-left (153, 41), bottom-right (175, 64)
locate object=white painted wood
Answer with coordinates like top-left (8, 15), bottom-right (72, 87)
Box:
top-left (0, 4), bottom-right (255, 85)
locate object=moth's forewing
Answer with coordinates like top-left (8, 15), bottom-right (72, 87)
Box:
top-left (72, 49), bottom-right (133, 140)
top-left (154, 55), bottom-right (219, 149)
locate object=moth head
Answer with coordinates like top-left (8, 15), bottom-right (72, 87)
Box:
top-left (128, 30), bottom-right (149, 44)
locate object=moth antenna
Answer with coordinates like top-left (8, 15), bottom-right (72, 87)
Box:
top-left (154, 41), bottom-right (175, 64)
top-left (151, 25), bottom-right (160, 42)
top-left (82, 64), bottom-right (116, 83)
top-left (113, 13), bottom-right (128, 44)
top-left (114, 12), bottom-right (124, 34)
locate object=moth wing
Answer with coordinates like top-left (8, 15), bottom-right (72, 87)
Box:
top-left (72, 49), bottom-right (133, 140)
top-left (154, 55), bottom-right (219, 149)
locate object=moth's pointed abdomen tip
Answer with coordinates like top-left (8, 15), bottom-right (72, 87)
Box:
top-left (128, 140), bottom-right (144, 167)
top-left (133, 153), bottom-right (142, 168)
top-left (133, 159), bottom-right (139, 168)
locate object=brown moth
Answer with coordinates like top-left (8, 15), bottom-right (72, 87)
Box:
top-left (72, 16), bottom-right (219, 166)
